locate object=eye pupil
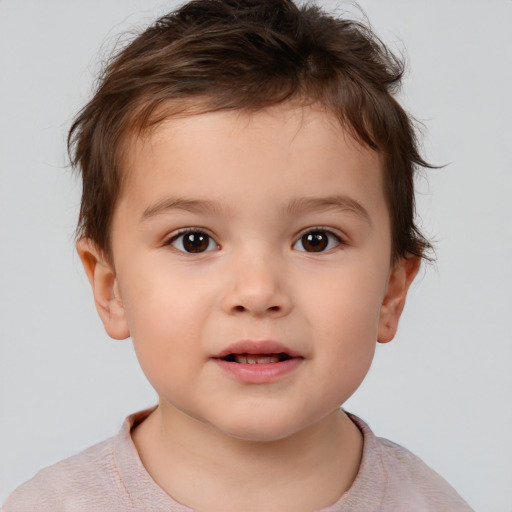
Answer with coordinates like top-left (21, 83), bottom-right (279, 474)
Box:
top-left (183, 233), bottom-right (209, 253)
top-left (302, 232), bottom-right (328, 252)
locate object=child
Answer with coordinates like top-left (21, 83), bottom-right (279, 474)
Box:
top-left (3, 0), bottom-right (474, 510)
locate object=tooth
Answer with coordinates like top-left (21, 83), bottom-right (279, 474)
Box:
top-left (233, 354), bottom-right (282, 364)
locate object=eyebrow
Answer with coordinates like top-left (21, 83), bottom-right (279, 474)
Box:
top-left (140, 197), bottom-right (227, 221)
top-left (284, 195), bottom-right (371, 225)
top-left (140, 194), bottom-right (371, 225)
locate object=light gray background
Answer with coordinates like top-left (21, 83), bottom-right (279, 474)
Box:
top-left (1, 1), bottom-right (511, 511)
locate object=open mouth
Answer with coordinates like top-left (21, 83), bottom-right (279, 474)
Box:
top-left (212, 341), bottom-right (302, 383)
top-left (220, 353), bottom-right (293, 364)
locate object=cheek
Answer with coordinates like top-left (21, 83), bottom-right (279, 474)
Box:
top-left (304, 271), bottom-right (385, 393)
top-left (129, 309), bottom-right (202, 400)
top-left (118, 258), bottom-right (209, 332)
top-left (314, 309), bottom-right (378, 410)
top-left (308, 272), bottom-right (385, 338)
top-left (117, 271), bottom-right (211, 380)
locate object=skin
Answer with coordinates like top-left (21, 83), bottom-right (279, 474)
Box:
top-left (78, 104), bottom-right (419, 512)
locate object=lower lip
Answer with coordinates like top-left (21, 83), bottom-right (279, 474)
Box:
top-left (212, 358), bottom-right (303, 384)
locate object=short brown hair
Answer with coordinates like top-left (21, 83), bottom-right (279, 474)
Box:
top-left (69, 0), bottom-right (433, 263)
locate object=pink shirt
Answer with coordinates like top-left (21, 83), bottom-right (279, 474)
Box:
top-left (3, 409), bottom-right (473, 511)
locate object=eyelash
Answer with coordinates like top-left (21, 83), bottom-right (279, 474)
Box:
top-left (164, 227), bottom-right (345, 254)
top-left (164, 228), bottom-right (219, 254)
top-left (293, 227), bottom-right (344, 253)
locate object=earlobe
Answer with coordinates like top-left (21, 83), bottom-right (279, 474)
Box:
top-left (377, 256), bottom-right (420, 344)
top-left (76, 238), bottom-right (130, 340)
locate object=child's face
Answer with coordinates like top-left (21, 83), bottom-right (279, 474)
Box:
top-left (79, 104), bottom-right (417, 442)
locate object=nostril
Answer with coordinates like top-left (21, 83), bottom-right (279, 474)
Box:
top-left (232, 304), bottom-right (280, 313)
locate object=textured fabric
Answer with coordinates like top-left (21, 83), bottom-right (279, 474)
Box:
top-left (3, 409), bottom-right (474, 512)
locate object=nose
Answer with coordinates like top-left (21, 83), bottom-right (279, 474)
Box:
top-left (220, 252), bottom-right (292, 318)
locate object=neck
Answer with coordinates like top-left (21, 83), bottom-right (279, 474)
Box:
top-left (132, 403), bottom-right (363, 512)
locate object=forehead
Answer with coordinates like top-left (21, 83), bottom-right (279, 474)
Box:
top-left (117, 104), bottom-right (387, 224)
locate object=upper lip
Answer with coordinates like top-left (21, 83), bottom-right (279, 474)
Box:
top-left (212, 339), bottom-right (303, 359)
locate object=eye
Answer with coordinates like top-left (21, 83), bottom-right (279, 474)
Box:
top-left (293, 229), bottom-right (342, 253)
top-left (168, 229), bottom-right (218, 253)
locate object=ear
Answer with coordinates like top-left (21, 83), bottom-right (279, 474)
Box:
top-left (76, 238), bottom-right (130, 340)
top-left (377, 256), bottom-right (420, 344)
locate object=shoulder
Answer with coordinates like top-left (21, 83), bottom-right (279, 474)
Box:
top-left (2, 408), bottom-right (187, 512)
top-left (378, 437), bottom-right (473, 510)
top-left (2, 436), bottom-right (130, 512)
top-left (346, 414), bottom-right (474, 512)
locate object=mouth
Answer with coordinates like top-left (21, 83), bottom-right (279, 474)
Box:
top-left (212, 339), bottom-right (302, 362)
top-left (211, 340), bottom-right (303, 383)
top-left (220, 352), bottom-right (293, 364)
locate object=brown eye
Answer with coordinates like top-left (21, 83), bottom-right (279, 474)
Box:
top-left (170, 231), bottom-right (217, 253)
top-left (294, 230), bottom-right (341, 252)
